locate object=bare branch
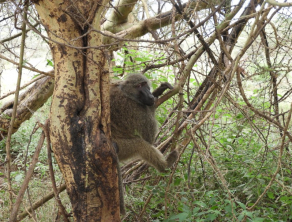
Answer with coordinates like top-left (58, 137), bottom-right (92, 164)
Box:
top-left (266, 0), bottom-right (292, 7)
top-left (10, 131), bottom-right (45, 221)
top-left (16, 184), bottom-right (67, 221)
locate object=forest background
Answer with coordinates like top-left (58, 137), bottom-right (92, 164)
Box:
top-left (0, 0), bottom-right (292, 221)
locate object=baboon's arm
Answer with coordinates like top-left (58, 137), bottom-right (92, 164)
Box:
top-left (116, 137), bottom-right (177, 173)
top-left (152, 82), bottom-right (173, 98)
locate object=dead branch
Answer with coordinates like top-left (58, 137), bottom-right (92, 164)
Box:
top-left (16, 184), bottom-right (67, 222)
top-left (10, 130), bottom-right (45, 221)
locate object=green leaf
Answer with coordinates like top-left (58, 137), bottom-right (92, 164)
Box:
top-left (169, 212), bottom-right (189, 221)
top-left (46, 59), bottom-right (54, 67)
top-left (124, 61), bottom-right (134, 65)
top-left (252, 218), bottom-right (265, 222)
top-left (112, 67), bottom-right (123, 72)
top-left (267, 192), bottom-right (275, 199)
top-left (237, 201), bottom-right (246, 210)
top-left (206, 213), bottom-right (217, 221)
top-left (193, 201), bottom-right (207, 208)
top-left (134, 57), bottom-right (145, 62)
top-left (236, 113), bottom-right (244, 119)
top-left (32, 74), bottom-right (41, 79)
top-left (224, 204), bottom-right (232, 214)
top-left (193, 207), bottom-right (200, 214)
top-left (238, 213), bottom-right (244, 221)
top-left (174, 178), bottom-right (182, 186)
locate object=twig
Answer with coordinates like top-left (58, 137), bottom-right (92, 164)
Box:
top-left (10, 131), bottom-right (45, 222)
top-left (5, 3), bottom-right (28, 215)
top-left (17, 184), bottom-right (67, 221)
top-left (236, 62), bottom-right (292, 143)
top-left (0, 54), bottom-right (54, 77)
top-left (247, 102), bottom-right (292, 211)
top-left (0, 22), bottom-right (39, 43)
top-left (123, 176), bottom-right (151, 184)
top-left (164, 139), bottom-right (188, 219)
top-left (139, 176), bottom-right (162, 217)
top-left (23, 124), bottom-right (40, 221)
top-left (0, 74), bottom-right (50, 101)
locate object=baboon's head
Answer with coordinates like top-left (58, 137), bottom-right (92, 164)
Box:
top-left (121, 73), bottom-right (155, 106)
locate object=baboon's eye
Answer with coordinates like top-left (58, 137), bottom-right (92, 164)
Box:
top-left (137, 82), bottom-right (147, 88)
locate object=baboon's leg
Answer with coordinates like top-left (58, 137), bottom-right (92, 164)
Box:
top-left (117, 138), bottom-right (168, 172)
top-left (137, 140), bottom-right (169, 172)
top-left (116, 138), bottom-right (178, 172)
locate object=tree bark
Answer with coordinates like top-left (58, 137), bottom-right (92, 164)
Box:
top-left (31, 0), bottom-right (120, 221)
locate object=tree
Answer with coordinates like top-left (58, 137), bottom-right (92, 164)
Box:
top-left (1, 0), bottom-right (292, 221)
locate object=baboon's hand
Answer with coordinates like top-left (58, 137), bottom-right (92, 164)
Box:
top-left (166, 150), bottom-right (178, 168)
top-left (152, 82), bottom-right (173, 98)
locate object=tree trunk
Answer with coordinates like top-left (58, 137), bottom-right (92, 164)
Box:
top-left (32, 0), bottom-right (120, 221)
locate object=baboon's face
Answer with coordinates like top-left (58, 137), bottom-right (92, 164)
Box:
top-left (122, 74), bottom-right (155, 106)
top-left (135, 81), bottom-right (155, 106)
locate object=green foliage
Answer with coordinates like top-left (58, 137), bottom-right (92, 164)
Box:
top-left (123, 92), bottom-right (292, 221)
top-left (112, 46), bottom-right (168, 77)
top-left (0, 98), bottom-right (70, 221)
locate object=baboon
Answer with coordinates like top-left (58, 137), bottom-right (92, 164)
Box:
top-left (110, 73), bottom-right (178, 215)
top-left (110, 73), bottom-right (178, 172)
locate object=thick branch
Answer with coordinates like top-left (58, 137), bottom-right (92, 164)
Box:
top-left (103, 0), bottom-right (139, 32)
top-left (266, 0), bottom-right (292, 7)
top-left (102, 0), bottom-right (221, 45)
top-left (0, 76), bottom-right (54, 140)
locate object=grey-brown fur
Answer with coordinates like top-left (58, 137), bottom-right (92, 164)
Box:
top-left (110, 73), bottom-right (178, 215)
top-left (110, 73), bottom-right (178, 172)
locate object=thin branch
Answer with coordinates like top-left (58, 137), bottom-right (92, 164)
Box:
top-left (236, 64), bottom-right (292, 143)
top-left (16, 184), bottom-right (67, 221)
top-left (0, 74), bottom-right (50, 101)
top-left (23, 124), bottom-right (40, 221)
top-left (5, 3), bottom-right (28, 214)
top-left (10, 131), bottom-right (45, 222)
top-left (247, 102), bottom-right (292, 211)
top-left (0, 54), bottom-right (54, 77)
top-left (0, 22), bottom-right (39, 43)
